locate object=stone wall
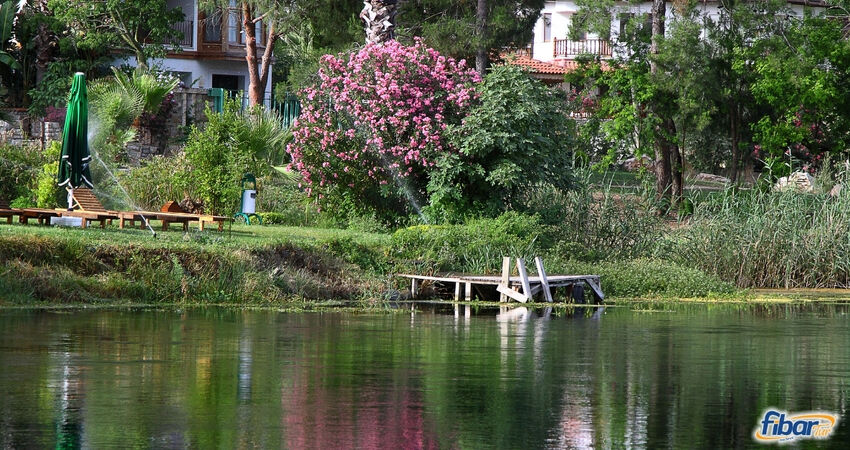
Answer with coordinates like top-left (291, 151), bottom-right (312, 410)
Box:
top-left (0, 109), bottom-right (62, 148)
top-left (2, 88), bottom-right (214, 161)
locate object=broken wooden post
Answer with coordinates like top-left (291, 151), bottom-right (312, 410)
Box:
top-left (586, 276), bottom-right (605, 302)
top-left (516, 258), bottom-right (533, 299)
top-left (497, 284), bottom-right (529, 303)
top-left (500, 257), bottom-right (511, 302)
top-left (534, 256), bottom-right (554, 303)
top-left (411, 278), bottom-right (419, 299)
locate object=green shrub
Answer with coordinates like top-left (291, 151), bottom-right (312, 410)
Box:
top-left (390, 212), bottom-right (546, 273)
top-left (546, 257), bottom-right (737, 298)
top-left (523, 171), bottom-right (661, 261)
top-left (123, 154), bottom-right (190, 210)
top-left (433, 65), bottom-right (576, 222)
top-left (0, 143), bottom-right (63, 208)
top-left (35, 141), bottom-right (64, 208)
top-left (255, 169), bottom-right (329, 227)
top-left (182, 100), bottom-right (274, 215)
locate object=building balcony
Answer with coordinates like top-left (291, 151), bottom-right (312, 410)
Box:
top-left (168, 20), bottom-right (194, 48)
top-left (553, 39), bottom-right (612, 58)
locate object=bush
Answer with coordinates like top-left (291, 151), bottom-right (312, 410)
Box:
top-left (546, 258), bottom-right (737, 298)
top-left (390, 212), bottom-right (546, 273)
top-left (0, 143), bottom-right (63, 208)
top-left (288, 38), bottom-right (479, 222)
top-left (182, 100), bottom-right (273, 215)
top-left (524, 171), bottom-right (661, 261)
top-left (123, 154), bottom-right (190, 210)
top-left (435, 65), bottom-right (576, 221)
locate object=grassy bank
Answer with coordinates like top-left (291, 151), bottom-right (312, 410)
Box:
top-left (0, 224), bottom-right (389, 305)
top-left (0, 218), bottom-right (739, 305)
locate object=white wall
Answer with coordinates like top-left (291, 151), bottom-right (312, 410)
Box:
top-left (112, 56), bottom-right (274, 106)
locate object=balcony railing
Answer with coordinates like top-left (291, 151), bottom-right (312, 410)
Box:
top-left (168, 20), bottom-right (194, 47)
top-left (553, 39), bottom-right (612, 58)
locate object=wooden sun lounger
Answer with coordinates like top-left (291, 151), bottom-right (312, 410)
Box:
top-left (117, 211), bottom-right (232, 231)
top-left (0, 198), bottom-right (19, 224)
top-left (60, 188), bottom-right (119, 228)
top-left (17, 208), bottom-right (62, 225)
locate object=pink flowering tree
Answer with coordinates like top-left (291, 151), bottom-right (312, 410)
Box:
top-left (287, 39), bottom-right (479, 221)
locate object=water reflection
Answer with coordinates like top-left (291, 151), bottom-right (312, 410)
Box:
top-left (0, 304), bottom-right (848, 449)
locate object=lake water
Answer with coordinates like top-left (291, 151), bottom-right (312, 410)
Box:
top-left (0, 303), bottom-right (847, 449)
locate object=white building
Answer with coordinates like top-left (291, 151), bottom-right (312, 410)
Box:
top-left (529, 0), bottom-right (828, 64)
top-left (118, 0), bottom-right (273, 103)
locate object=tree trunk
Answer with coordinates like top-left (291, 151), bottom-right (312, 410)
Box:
top-left (476, 0), bottom-right (489, 76)
top-left (33, 0), bottom-right (58, 86)
top-left (242, 2), bottom-right (276, 107)
top-left (651, 0), bottom-right (673, 204)
top-left (671, 119), bottom-right (683, 203)
top-left (361, 0), bottom-right (398, 44)
top-left (729, 98), bottom-right (740, 183)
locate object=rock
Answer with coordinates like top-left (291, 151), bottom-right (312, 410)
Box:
top-left (179, 196), bottom-right (204, 214)
top-left (830, 184), bottom-right (842, 197)
top-left (622, 155), bottom-right (654, 172)
top-left (694, 173), bottom-right (731, 184)
top-left (774, 171), bottom-right (815, 193)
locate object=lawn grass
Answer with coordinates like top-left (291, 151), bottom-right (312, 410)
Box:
top-left (0, 222), bottom-right (390, 250)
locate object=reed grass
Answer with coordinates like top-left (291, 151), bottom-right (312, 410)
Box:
top-left (663, 185), bottom-right (850, 288)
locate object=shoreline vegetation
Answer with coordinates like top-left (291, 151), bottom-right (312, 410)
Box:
top-left (7, 175), bottom-right (850, 307)
top-left (7, 168), bottom-right (850, 307)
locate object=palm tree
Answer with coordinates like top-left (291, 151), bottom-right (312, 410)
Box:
top-left (0, 0), bottom-right (21, 71)
top-left (360, 0), bottom-right (398, 44)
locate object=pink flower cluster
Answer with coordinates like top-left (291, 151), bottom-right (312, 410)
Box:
top-left (287, 39), bottom-right (480, 198)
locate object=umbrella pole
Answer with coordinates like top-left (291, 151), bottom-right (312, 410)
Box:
top-left (66, 187), bottom-right (74, 211)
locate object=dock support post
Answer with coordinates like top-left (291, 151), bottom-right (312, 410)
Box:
top-left (516, 258), bottom-right (533, 299)
top-left (534, 256), bottom-right (554, 303)
top-left (454, 282), bottom-right (461, 301)
top-left (411, 278), bottom-right (419, 299)
top-left (465, 282), bottom-right (472, 301)
top-left (500, 257), bottom-right (511, 302)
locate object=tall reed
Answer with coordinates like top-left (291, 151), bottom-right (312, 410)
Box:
top-left (663, 185), bottom-right (850, 288)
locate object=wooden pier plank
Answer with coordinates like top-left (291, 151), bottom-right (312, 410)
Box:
top-left (516, 258), bottom-right (533, 298)
top-left (534, 256), bottom-right (554, 303)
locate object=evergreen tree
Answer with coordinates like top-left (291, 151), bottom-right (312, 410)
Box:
top-left (397, 0), bottom-right (544, 67)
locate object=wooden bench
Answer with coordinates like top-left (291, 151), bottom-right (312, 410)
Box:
top-left (117, 211), bottom-right (232, 231)
top-left (17, 208), bottom-right (62, 225)
top-left (0, 198), bottom-right (17, 224)
top-left (59, 188), bottom-right (119, 228)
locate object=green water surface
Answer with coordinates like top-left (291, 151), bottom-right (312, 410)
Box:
top-left (0, 303), bottom-right (847, 449)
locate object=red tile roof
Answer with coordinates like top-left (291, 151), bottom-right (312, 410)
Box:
top-left (507, 55), bottom-right (611, 75)
top-left (508, 56), bottom-right (571, 75)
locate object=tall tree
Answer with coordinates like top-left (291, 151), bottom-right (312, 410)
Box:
top-left (202, 1), bottom-right (290, 106)
top-left (361, 0), bottom-right (398, 44)
top-left (398, 0), bottom-right (544, 65)
top-left (650, 0), bottom-right (675, 202)
top-left (476, 0), bottom-right (488, 75)
top-left (48, 0), bottom-right (184, 69)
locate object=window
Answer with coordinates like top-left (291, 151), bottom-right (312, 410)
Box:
top-left (204, 12), bottom-right (222, 43)
top-left (619, 13), bottom-right (634, 38)
top-left (543, 14), bottom-right (552, 42)
top-left (228, 0), bottom-right (241, 44)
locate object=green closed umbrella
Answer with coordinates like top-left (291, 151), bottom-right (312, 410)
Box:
top-left (57, 72), bottom-right (93, 210)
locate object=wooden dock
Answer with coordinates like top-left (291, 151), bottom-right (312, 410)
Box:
top-left (398, 257), bottom-right (603, 304)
